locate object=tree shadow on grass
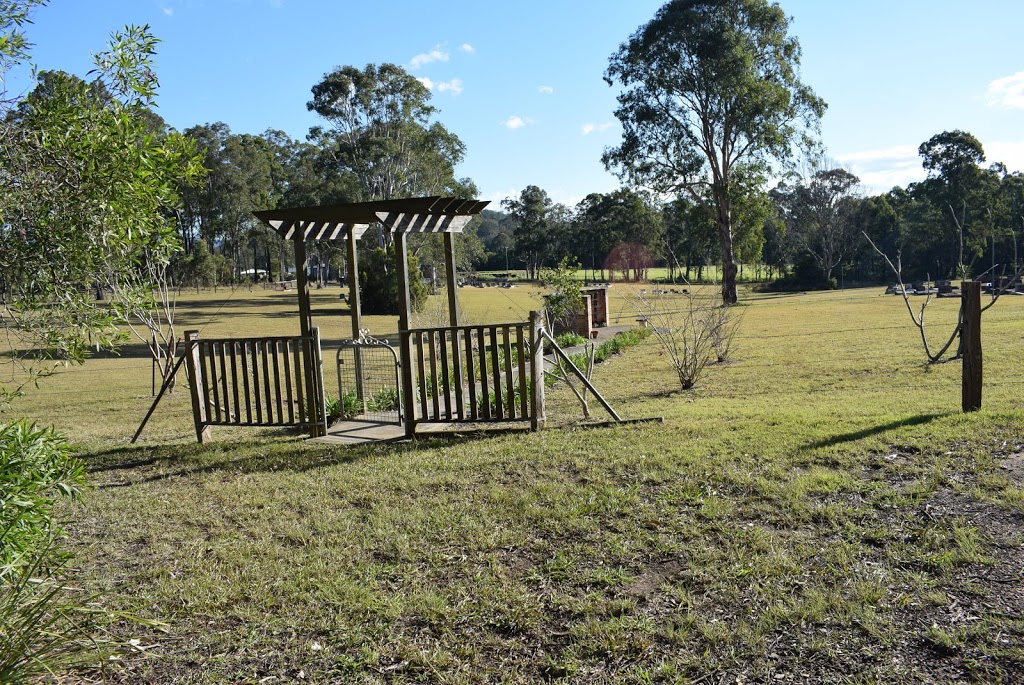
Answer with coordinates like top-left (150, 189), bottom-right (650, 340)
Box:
top-left (81, 429), bottom-right (509, 488)
top-left (800, 413), bottom-right (949, 451)
top-left (83, 435), bottom-right (368, 487)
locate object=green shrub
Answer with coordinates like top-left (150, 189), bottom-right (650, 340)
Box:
top-left (368, 387), bottom-right (400, 412)
top-left (341, 390), bottom-right (361, 419)
top-left (1, 421), bottom-right (84, 571)
top-left (554, 331), bottom-right (588, 348)
top-left (476, 383), bottom-right (531, 417)
top-left (1, 420), bottom-right (98, 683)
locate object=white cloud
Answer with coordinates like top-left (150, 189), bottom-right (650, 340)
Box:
top-left (986, 140), bottom-right (1024, 174)
top-left (161, 5), bottom-right (173, 15)
top-left (581, 122), bottom-right (613, 136)
top-left (437, 78), bottom-right (463, 96)
top-left (486, 188), bottom-right (520, 207)
top-left (836, 145), bottom-right (923, 194)
top-left (504, 115), bottom-right (532, 130)
top-left (461, 43), bottom-right (474, 53)
top-left (986, 71), bottom-right (1024, 110)
top-left (410, 47), bottom-right (449, 70)
top-left (538, 85), bottom-right (554, 95)
top-left (419, 77), bottom-right (464, 96)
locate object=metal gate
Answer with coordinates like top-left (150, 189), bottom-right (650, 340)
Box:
top-left (335, 335), bottom-right (403, 425)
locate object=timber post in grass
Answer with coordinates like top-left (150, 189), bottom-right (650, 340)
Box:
top-left (253, 198), bottom-right (490, 441)
top-left (294, 238), bottom-right (313, 340)
top-left (530, 310), bottom-right (546, 430)
top-left (345, 227), bottom-right (368, 413)
top-left (394, 230), bottom-right (417, 439)
top-left (445, 232), bottom-right (465, 417)
top-left (961, 281), bottom-right (982, 412)
top-left (184, 330), bottom-right (211, 443)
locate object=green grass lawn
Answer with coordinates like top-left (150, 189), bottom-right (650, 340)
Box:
top-left (16, 285), bottom-right (1024, 682)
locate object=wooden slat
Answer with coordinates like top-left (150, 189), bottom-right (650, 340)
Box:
top-left (415, 332), bottom-right (428, 420)
top-left (502, 326), bottom-right (515, 419)
top-left (240, 342), bottom-right (252, 423)
top-left (516, 325), bottom-right (528, 419)
top-left (199, 343), bottom-right (215, 423)
top-left (283, 340), bottom-right (295, 424)
top-left (205, 343), bottom-right (221, 423)
top-left (264, 339), bottom-right (276, 419)
top-left (230, 342), bottom-right (241, 425)
top-left (490, 327), bottom-right (503, 420)
top-left (293, 339), bottom-right (305, 424)
top-left (428, 330), bottom-right (440, 421)
top-left (272, 341), bottom-right (284, 424)
top-left (439, 330), bottom-right (452, 420)
top-left (477, 327), bottom-right (490, 420)
top-left (252, 341), bottom-right (263, 424)
top-left (451, 330), bottom-right (465, 420)
top-left (465, 330), bottom-right (478, 420)
top-left (218, 342), bottom-right (230, 422)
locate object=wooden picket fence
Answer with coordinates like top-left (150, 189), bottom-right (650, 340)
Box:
top-left (183, 328), bottom-right (327, 442)
top-left (399, 314), bottom-right (544, 429)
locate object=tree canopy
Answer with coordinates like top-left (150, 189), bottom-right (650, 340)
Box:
top-left (0, 23), bottom-right (204, 395)
top-left (307, 63), bottom-right (467, 202)
top-left (603, 0), bottom-right (825, 303)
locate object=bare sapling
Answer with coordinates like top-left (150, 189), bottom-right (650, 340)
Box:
top-left (545, 340), bottom-right (596, 419)
top-left (709, 301), bottom-right (743, 363)
top-left (864, 204), bottom-right (1024, 364)
top-left (109, 254), bottom-right (181, 392)
top-left (631, 286), bottom-right (737, 391)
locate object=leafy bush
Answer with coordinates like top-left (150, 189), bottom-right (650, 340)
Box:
top-left (554, 331), bottom-right (588, 348)
top-left (368, 387), bottom-right (399, 412)
top-left (358, 245), bottom-right (428, 315)
top-left (325, 395), bottom-right (343, 422)
top-left (1, 421), bottom-right (85, 570)
top-left (1, 420), bottom-right (99, 682)
top-left (476, 383), bottom-right (531, 417)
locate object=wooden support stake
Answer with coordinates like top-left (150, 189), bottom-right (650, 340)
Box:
top-left (962, 281), bottom-right (982, 412)
top-left (542, 328), bottom-right (622, 422)
top-left (184, 330), bottom-right (211, 443)
top-left (132, 350), bottom-right (188, 444)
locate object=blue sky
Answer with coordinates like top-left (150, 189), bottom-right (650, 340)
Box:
top-left (5, 0), bottom-right (1024, 207)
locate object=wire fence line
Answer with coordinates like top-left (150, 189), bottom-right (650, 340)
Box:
top-left (10, 320), bottom-right (1014, 394)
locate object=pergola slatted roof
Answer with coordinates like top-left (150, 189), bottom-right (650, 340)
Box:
top-left (254, 196), bottom-right (489, 242)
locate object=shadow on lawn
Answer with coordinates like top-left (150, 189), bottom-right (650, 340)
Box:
top-left (83, 435), bottom-right (363, 485)
top-left (801, 412), bottom-right (949, 451)
top-left (82, 430), bottom-right (498, 487)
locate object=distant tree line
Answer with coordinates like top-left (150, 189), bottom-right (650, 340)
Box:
top-left (11, 9), bottom-right (1020, 302)
top-left (476, 131), bottom-right (1023, 291)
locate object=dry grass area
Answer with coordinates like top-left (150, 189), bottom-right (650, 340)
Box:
top-left (10, 284), bottom-right (1024, 683)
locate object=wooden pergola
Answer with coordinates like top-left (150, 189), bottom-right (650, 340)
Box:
top-left (254, 196), bottom-right (491, 438)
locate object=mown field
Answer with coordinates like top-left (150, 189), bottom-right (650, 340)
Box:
top-left (15, 284), bottom-right (1024, 683)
